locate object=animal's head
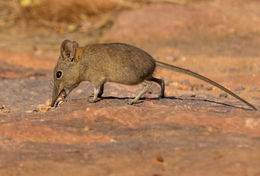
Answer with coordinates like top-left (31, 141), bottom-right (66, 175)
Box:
top-left (51, 40), bottom-right (81, 107)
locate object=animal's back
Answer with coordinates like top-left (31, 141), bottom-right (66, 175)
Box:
top-left (81, 43), bottom-right (156, 85)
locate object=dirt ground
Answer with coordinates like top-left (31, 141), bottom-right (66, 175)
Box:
top-left (0, 0), bottom-right (260, 175)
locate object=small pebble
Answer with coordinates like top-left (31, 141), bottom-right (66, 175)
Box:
top-left (191, 83), bottom-right (203, 91)
top-left (229, 68), bottom-right (240, 72)
top-left (165, 55), bottom-right (179, 61)
top-left (205, 86), bottom-right (213, 91)
top-left (83, 126), bottom-right (89, 131)
top-left (249, 88), bottom-right (260, 92)
top-left (25, 110), bottom-right (33, 114)
top-left (0, 105), bottom-right (10, 113)
top-left (234, 86), bottom-right (245, 91)
top-left (156, 156), bottom-right (164, 163)
top-left (110, 139), bottom-right (117, 143)
top-left (180, 79), bottom-right (191, 86)
top-left (219, 93), bottom-right (228, 98)
top-left (25, 109), bottom-right (38, 113)
top-left (0, 105), bottom-right (6, 110)
top-left (37, 104), bottom-right (51, 112)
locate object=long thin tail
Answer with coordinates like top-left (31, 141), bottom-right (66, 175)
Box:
top-left (156, 61), bottom-right (257, 111)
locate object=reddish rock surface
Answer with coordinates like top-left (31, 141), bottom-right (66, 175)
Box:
top-left (103, 0), bottom-right (260, 57)
top-left (0, 0), bottom-right (260, 175)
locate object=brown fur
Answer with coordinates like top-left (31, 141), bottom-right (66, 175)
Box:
top-left (51, 40), bottom-right (256, 110)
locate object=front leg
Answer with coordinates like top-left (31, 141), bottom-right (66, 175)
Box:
top-left (88, 79), bottom-right (106, 103)
top-left (89, 83), bottom-right (104, 98)
top-left (88, 87), bottom-right (99, 103)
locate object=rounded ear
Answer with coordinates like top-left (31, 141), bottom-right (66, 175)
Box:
top-left (60, 40), bottom-right (79, 61)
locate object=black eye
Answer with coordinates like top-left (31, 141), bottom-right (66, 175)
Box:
top-left (56, 71), bottom-right (62, 78)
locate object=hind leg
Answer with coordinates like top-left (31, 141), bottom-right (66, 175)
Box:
top-left (149, 77), bottom-right (165, 98)
top-left (97, 82), bottom-right (105, 98)
top-left (127, 81), bottom-right (152, 105)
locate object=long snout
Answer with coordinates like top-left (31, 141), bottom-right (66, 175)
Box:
top-left (51, 88), bottom-right (67, 107)
top-left (51, 97), bottom-right (58, 107)
top-left (51, 87), bottom-right (60, 107)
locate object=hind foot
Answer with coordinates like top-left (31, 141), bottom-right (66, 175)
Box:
top-left (127, 99), bottom-right (137, 105)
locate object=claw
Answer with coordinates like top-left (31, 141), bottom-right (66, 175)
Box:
top-left (88, 98), bottom-right (97, 103)
top-left (127, 99), bottom-right (135, 105)
top-left (55, 97), bottom-right (64, 107)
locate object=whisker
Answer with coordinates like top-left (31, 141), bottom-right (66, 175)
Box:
top-left (49, 80), bottom-right (54, 89)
